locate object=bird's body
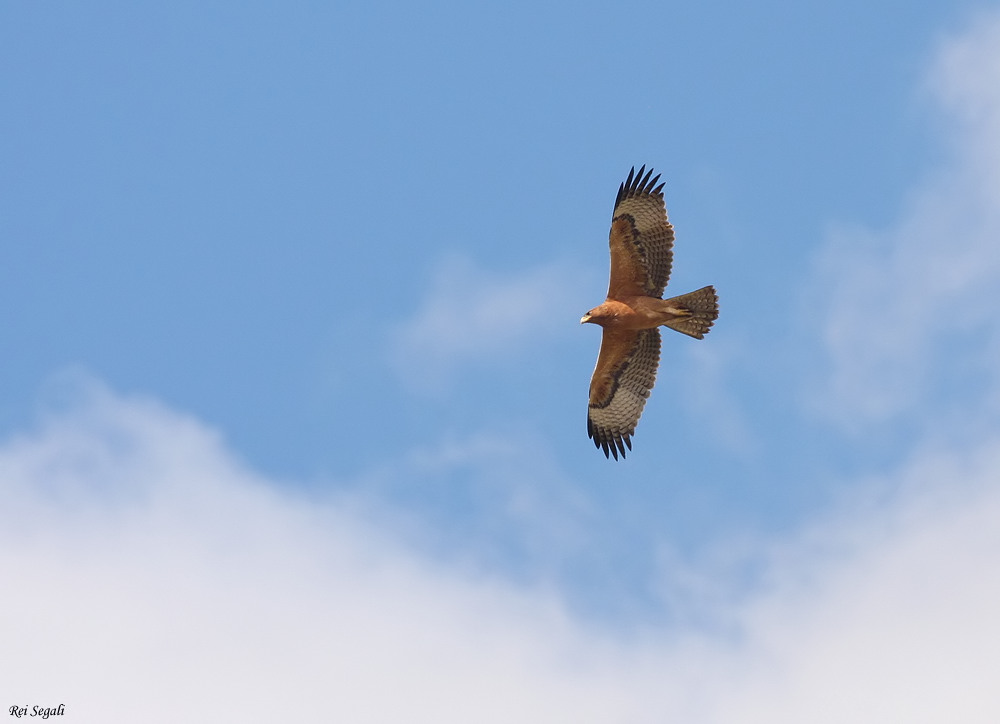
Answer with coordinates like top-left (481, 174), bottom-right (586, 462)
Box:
top-left (582, 295), bottom-right (699, 330)
top-left (582, 166), bottom-right (719, 460)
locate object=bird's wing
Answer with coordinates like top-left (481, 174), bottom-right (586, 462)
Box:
top-left (607, 166), bottom-right (675, 299)
top-left (587, 327), bottom-right (661, 460)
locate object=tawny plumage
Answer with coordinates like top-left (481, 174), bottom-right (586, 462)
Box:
top-left (581, 166), bottom-right (719, 460)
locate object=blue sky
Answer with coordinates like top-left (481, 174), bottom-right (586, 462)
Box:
top-left (3, 1), bottom-right (1000, 720)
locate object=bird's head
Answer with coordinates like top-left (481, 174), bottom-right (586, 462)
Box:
top-left (581, 303), bottom-right (612, 326)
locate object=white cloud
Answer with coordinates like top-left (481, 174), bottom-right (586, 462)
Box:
top-left (1, 381), bottom-right (629, 722)
top-left (812, 13), bottom-right (1000, 426)
top-left (4, 375), bottom-right (1000, 723)
top-left (390, 256), bottom-right (595, 391)
top-left (712, 439), bottom-right (1000, 722)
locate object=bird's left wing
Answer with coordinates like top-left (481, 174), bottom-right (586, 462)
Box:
top-left (606, 166), bottom-right (675, 300)
top-left (587, 327), bottom-right (661, 460)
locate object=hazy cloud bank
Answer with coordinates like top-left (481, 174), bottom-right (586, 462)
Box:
top-left (3, 375), bottom-right (999, 722)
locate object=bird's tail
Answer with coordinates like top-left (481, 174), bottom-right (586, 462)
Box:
top-left (659, 286), bottom-right (719, 339)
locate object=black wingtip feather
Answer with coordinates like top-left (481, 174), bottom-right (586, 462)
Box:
top-left (638, 166), bottom-right (654, 192)
top-left (615, 166), bottom-right (637, 208)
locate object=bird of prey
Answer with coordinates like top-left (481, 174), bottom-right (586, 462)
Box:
top-left (581, 166), bottom-right (718, 460)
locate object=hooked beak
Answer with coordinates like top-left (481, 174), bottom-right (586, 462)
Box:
top-left (580, 313), bottom-right (592, 324)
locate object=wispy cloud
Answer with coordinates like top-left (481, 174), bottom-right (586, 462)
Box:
top-left (810, 13), bottom-right (1000, 427)
top-left (389, 256), bottom-right (595, 392)
top-left (677, 337), bottom-right (757, 457)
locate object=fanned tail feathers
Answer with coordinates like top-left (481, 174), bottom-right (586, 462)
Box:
top-left (661, 286), bottom-right (719, 339)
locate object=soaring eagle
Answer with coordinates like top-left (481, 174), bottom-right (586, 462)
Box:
top-left (581, 166), bottom-right (718, 460)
